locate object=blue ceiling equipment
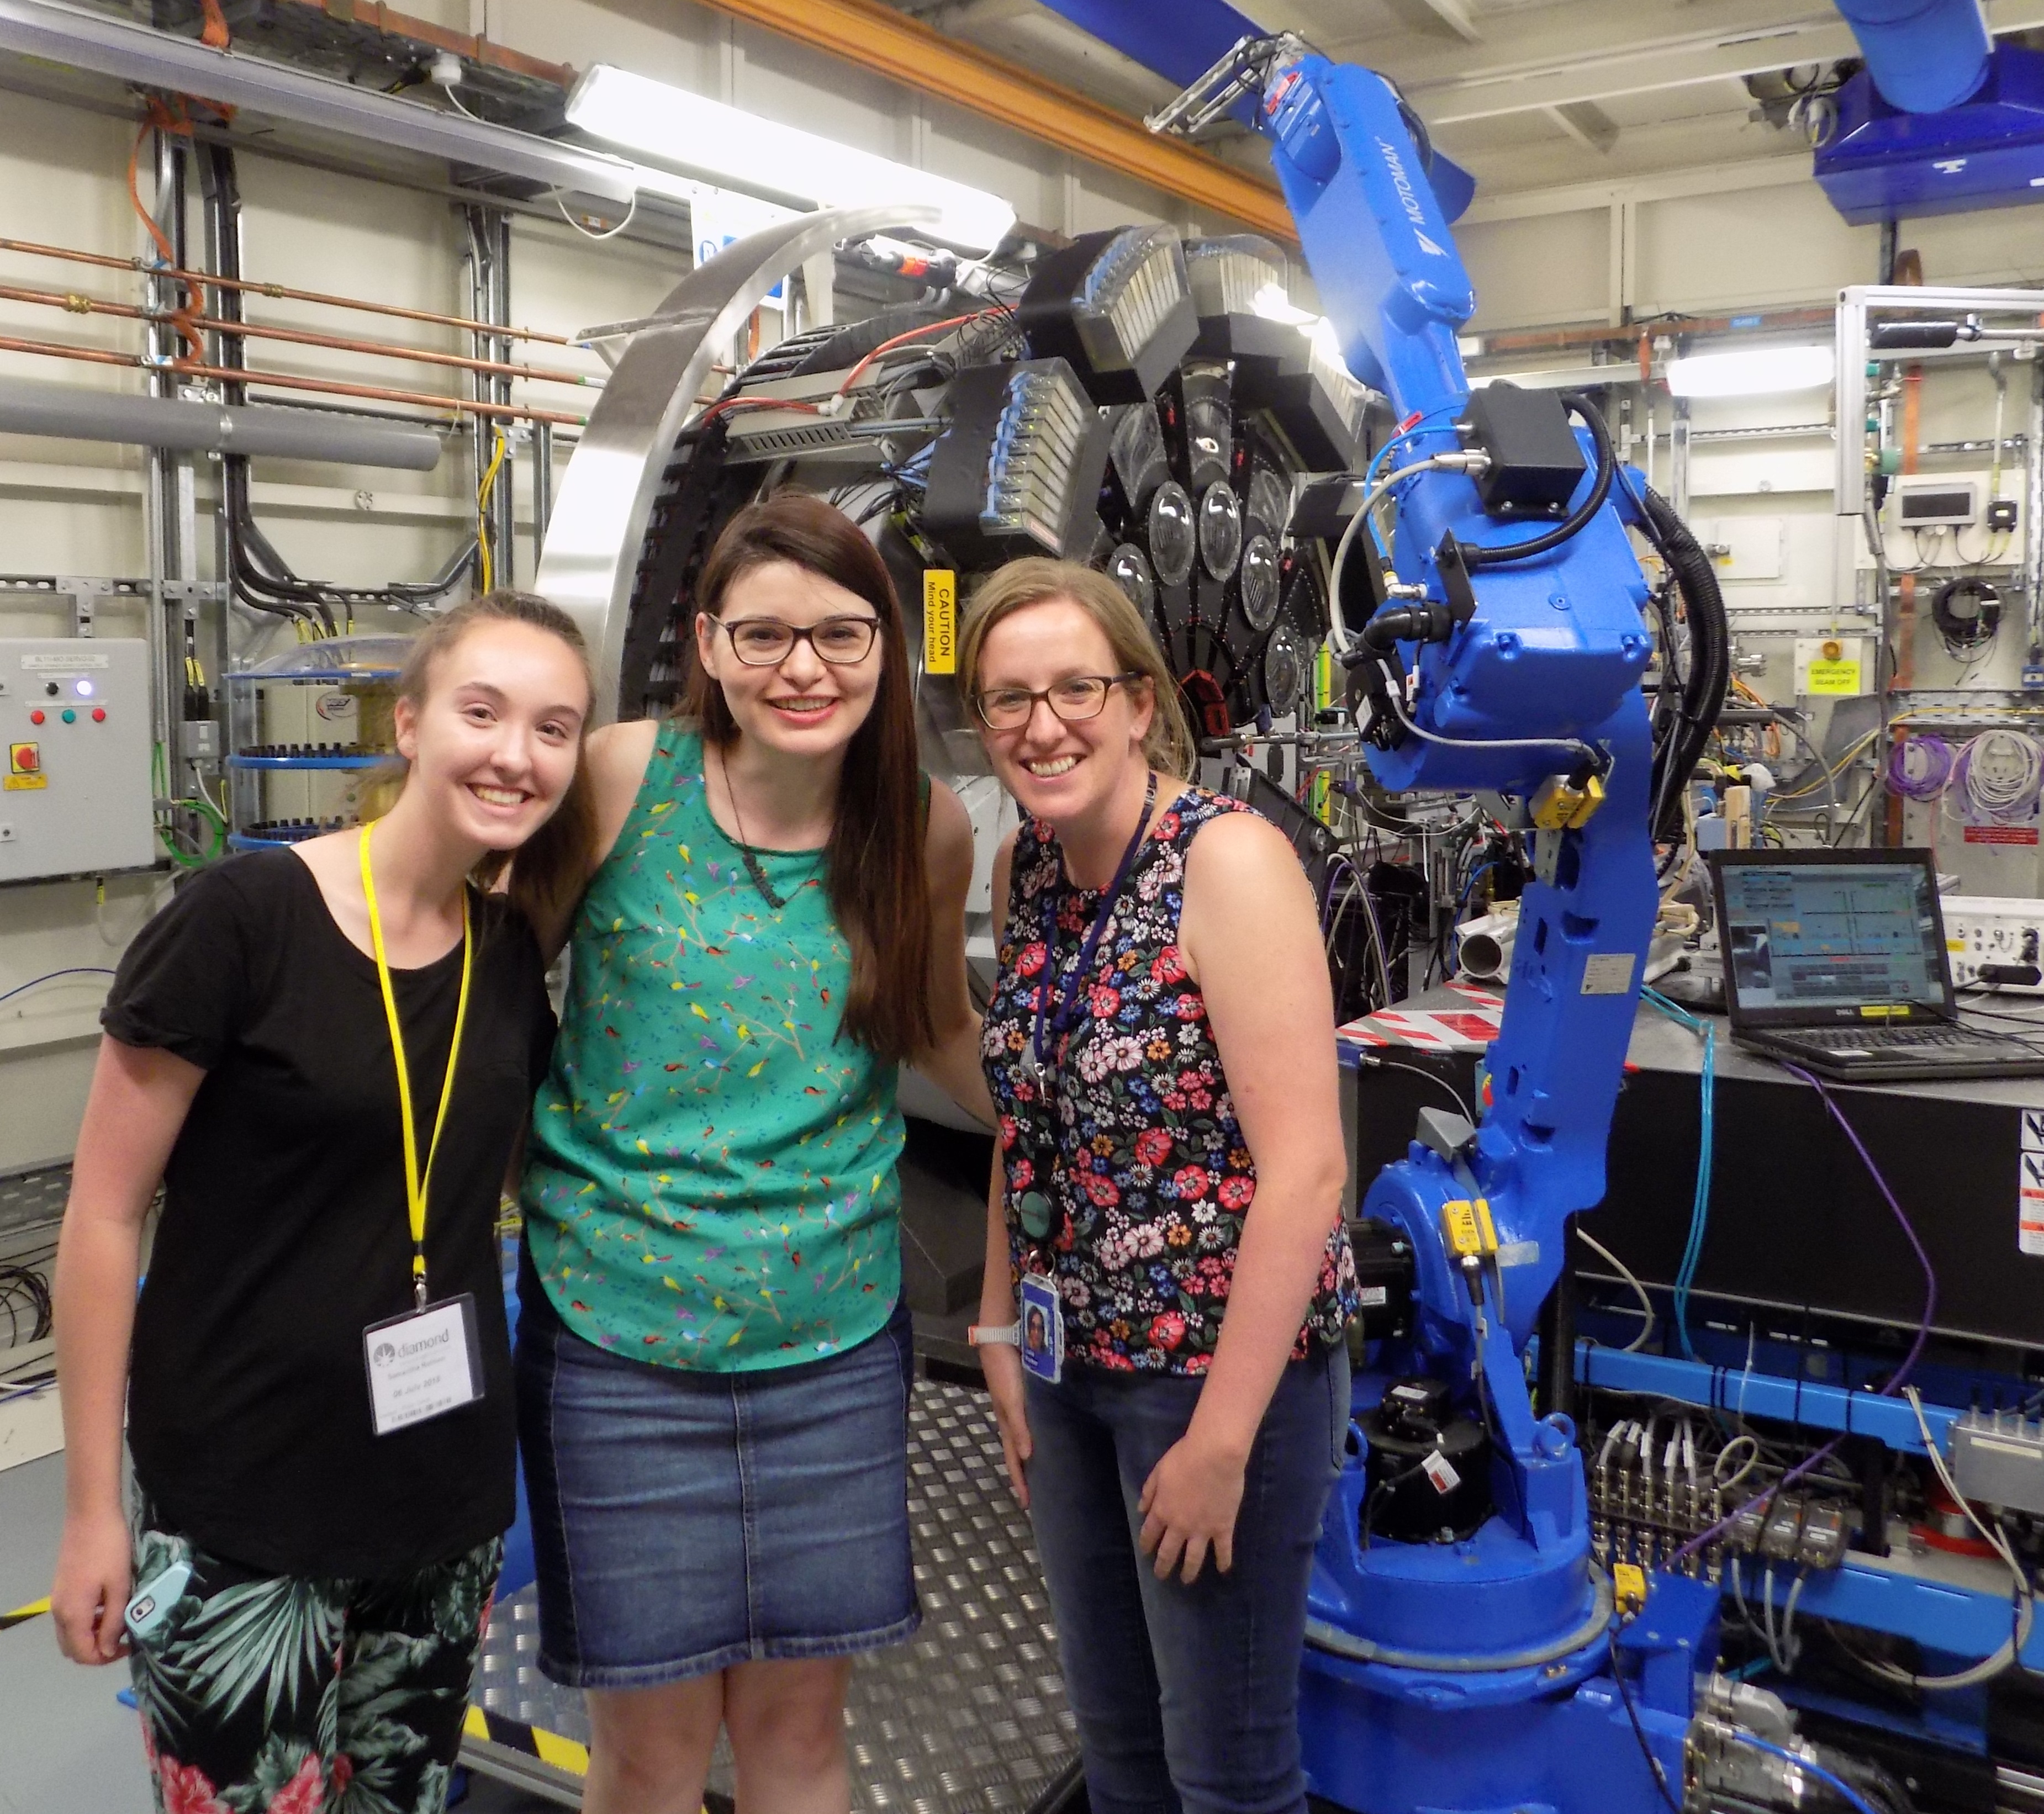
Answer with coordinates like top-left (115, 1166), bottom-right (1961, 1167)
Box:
top-left (1029, 0), bottom-right (1477, 221)
top-left (1815, 0), bottom-right (2044, 223)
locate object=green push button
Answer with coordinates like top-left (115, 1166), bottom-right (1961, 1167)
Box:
top-left (60, 708), bottom-right (76, 724)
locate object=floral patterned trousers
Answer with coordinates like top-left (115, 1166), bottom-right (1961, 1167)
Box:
top-left (126, 1514), bottom-right (501, 1814)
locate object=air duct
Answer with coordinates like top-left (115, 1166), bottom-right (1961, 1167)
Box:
top-left (1832, 0), bottom-right (1992, 114)
top-left (0, 378), bottom-right (443, 469)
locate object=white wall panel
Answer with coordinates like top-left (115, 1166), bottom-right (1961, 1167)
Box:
top-left (1460, 208), bottom-right (1608, 332)
top-left (1633, 183), bottom-right (1875, 316)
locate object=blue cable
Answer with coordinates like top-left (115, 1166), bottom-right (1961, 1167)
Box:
top-left (1642, 986), bottom-right (1714, 1360)
top-left (1723, 1734), bottom-right (1882, 1814)
top-left (0, 967), bottom-right (117, 1009)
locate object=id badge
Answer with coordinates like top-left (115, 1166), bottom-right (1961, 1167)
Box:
top-left (1019, 1273), bottom-right (1065, 1384)
top-left (363, 1293), bottom-right (484, 1436)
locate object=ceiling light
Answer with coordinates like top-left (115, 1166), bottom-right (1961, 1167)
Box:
top-left (566, 63), bottom-right (1016, 252)
top-left (1666, 345), bottom-right (1835, 398)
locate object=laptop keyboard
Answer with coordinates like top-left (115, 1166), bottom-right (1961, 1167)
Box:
top-left (1792, 1025), bottom-right (1978, 1051)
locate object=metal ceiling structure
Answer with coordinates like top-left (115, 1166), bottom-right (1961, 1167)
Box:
top-left (888, 0), bottom-right (2044, 202)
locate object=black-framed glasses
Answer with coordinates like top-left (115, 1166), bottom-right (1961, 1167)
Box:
top-left (712, 615), bottom-right (881, 666)
top-left (973, 673), bottom-right (1144, 731)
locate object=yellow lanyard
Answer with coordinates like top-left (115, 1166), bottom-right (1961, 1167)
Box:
top-left (359, 823), bottom-right (473, 1309)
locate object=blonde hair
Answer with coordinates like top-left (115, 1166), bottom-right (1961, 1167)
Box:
top-left (957, 558), bottom-right (1195, 779)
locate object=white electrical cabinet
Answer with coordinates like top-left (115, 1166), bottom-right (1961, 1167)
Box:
top-left (0, 638), bottom-right (156, 883)
top-left (1945, 895), bottom-right (2044, 993)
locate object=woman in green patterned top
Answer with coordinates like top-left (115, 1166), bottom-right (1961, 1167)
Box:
top-left (515, 494), bottom-right (990, 1814)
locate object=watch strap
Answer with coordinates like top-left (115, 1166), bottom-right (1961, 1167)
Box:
top-left (969, 1323), bottom-right (1021, 1348)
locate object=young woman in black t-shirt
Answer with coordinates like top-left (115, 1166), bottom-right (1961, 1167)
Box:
top-left (49, 591), bottom-right (595, 1814)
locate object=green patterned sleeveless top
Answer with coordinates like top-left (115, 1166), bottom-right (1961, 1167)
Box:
top-left (522, 722), bottom-right (904, 1370)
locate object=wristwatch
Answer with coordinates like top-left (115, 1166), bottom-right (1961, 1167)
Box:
top-left (968, 1323), bottom-right (1021, 1348)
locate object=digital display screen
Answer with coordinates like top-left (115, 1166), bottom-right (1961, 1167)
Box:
top-left (1719, 861), bottom-right (1946, 1014)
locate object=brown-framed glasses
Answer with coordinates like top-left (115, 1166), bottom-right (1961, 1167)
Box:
top-left (972, 673), bottom-right (1144, 731)
top-left (712, 615), bottom-right (881, 666)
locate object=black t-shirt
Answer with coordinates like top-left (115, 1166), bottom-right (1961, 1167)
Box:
top-left (103, 849), bottom-right (556, 1579)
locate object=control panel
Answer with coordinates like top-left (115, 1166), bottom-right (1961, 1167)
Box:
top-left (1944, 893), bottom-right (2044, 993)
top-left (1, 638), bottom-right (155, 883)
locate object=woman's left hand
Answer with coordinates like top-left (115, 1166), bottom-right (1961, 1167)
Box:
top-left (1137, 1431), bottom-right (1248, 1583)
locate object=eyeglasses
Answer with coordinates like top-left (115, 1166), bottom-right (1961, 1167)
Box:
top-left (711, 615), bottom-right (881, 666)
top-left (973, 673), bottom-right (1144, 731)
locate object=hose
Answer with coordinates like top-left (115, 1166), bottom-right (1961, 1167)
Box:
top-left (1630, 477), bottom-right (1730, 845)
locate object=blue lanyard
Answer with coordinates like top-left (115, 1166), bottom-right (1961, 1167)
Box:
top-left (1030, 772), bottom-right (1158, 1075)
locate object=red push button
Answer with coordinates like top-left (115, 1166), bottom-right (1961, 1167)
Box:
top-left (28, 709), bottom-right (43, 724)
top-left (91, 707), bottom-right (105, 722)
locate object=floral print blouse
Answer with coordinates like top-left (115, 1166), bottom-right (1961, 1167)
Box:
top-left (982, 784), bottom-right (1359, 1374)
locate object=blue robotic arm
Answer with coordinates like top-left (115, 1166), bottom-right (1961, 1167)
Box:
top-left (1156, 38), bottom-right (1730, 1814)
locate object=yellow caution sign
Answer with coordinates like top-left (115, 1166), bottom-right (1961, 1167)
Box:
top-left (1805, 657), bottom-right (1863, 696)
top-left (923, 570), bottom-right (957, 675)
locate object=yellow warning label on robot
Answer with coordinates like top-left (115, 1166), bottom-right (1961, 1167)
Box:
top-left (1439, 1199), bottom-right (1498, 1258)
top-left (923, 570), bottom-right (957, 675)
top-left (1613, 1563), bottom-right (1647, 1616)
top-left (1805, 657), bottom-right (1863, 696)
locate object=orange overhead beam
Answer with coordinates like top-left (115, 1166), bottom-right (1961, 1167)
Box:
top-left (690, 0), bottom-right (1298, 245)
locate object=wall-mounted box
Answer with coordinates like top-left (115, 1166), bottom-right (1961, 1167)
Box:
top-left (0, 639), bottom-right (155, 884)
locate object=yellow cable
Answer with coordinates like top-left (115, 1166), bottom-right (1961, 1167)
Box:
top-left (476, 431), bottom-right (508, 595)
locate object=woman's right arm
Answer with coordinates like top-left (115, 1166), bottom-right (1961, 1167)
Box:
top-left (50, 1036), bottom-right (204, 1664)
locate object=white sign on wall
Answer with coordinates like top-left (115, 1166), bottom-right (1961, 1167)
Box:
top-left (691, 186), bottom-right (802, 304)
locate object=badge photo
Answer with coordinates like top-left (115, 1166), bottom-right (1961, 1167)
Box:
top-left (1019, 1272), bottom-right (1065, 1384)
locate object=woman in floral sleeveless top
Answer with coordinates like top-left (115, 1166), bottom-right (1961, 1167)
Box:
top-left (962, 558), bottom-right (1358, 1814)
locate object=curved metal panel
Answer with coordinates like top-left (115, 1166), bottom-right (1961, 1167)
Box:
top-left (536, 202), bottom-right (943, 722)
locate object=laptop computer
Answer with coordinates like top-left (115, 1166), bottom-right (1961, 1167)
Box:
top-left (1707, 848), bottom-right (2044, 1082)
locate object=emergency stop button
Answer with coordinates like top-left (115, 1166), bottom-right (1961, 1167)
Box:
top-left (9, 742), bottom-right (39, 774)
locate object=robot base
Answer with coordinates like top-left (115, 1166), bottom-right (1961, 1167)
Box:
top-left (1298, 1573), bottom-right (1718, 1814)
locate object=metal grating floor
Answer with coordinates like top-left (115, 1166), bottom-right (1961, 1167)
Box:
top-left (466, 1377), bottom-right (1076, 1812)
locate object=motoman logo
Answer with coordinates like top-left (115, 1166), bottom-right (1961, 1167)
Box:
top-left (1377, 137), bottom-right (1447, 257)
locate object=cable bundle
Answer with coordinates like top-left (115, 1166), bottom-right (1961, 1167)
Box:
top-left (1642, 988), bottom-right (1714, 1360)
top-left (1883, 732), bottom-right (1954, 801)
top-left (1955, 729), bottom-right (2043, 824)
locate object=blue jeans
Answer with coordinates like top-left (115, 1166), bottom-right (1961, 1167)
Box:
top-left (1024, 1343), bottom-right (1349, 1814)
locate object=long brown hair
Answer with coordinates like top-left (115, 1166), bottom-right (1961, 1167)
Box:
top-left (383, 590), bottom-right (599, 937)
top-left (686, 493), bottom-right (933, 1062)
top-left (957, 557), bottom-right (1196, 778)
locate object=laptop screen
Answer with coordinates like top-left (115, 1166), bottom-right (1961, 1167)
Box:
top-left (1712, 853), bottom-right (1952, 1027)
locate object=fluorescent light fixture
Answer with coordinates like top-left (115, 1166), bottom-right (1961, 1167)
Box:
top-left (1667, 345), bottom-right (1835, 398)
top-left (567, 64), bottom-right (1016, 252)
top-left (0, 0), bottom-right (639, 202)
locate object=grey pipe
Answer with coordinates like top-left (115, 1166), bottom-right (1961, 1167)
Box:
top-left (0, 377), bottom-right (443, 470)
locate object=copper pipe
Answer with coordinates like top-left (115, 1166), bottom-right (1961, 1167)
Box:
top-left (0, 281), bottom-right (599, 389)
top-left (0, 235), bottom-right (577, 346)
top-left (0, 332), bottom-right (584, 426)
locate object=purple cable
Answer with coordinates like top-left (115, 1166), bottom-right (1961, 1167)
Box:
top-left (1885, 733), bottom-right (1953, 801)
top-left (1668, 1063), bottom-right (1937, 1565)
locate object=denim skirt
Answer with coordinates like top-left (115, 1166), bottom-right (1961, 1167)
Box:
top-left (514, 1268), bottom-right (920, 1689)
